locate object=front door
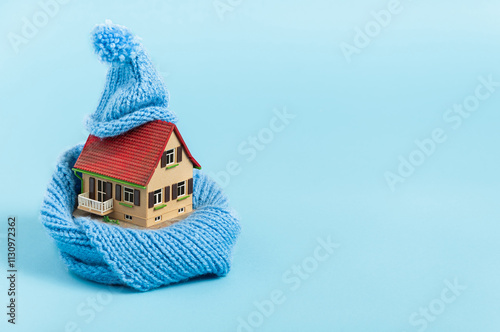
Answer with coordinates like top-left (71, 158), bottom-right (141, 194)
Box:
top-left (97, 179), bottom-right (106, 202)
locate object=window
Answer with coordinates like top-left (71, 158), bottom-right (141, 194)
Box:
top-left (165, 149), bottom-right (175, 165)
top-left (124, 214), bottom-right (132, 220)
top-left (177, 181), bottom-right (186, 197)
top-left (155, 216), bottom-right (161, 222)
top-left (153, 189), bottom-right (162, 205)
top-left (97, 180), bottom-right (105, 202)
top-left (178, 207), bottom-right (185, 214)
top-left (124, 187), bottom-right (134, 203)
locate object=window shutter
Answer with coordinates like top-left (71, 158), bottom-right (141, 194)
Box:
top-left (177, 146), bottom-right (182, 163)
top-left (134, 189), bottom-right (141, 206)
top-left (148, 191), bottom-right (154, 208)
top-left (187, 178), bottom-right (193, 195)
top-left (161, 152), bottom-right (167, 168)
top-left (172, 183), bottom-right (178, 200)
top-left (89, 177), bottom-right (95, 199)
top-left (105, 182), bottom-right (113, 201)
top-left (164, 186), bottom-right (170, 202)
top-left (115, 184), bottom-right (121, 201)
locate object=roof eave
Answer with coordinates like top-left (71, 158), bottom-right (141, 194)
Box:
top-left (72, 168), bottom-right (147, 189)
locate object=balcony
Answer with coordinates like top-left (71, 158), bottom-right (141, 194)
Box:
top-left (77, 192), bottom-right (113, 216)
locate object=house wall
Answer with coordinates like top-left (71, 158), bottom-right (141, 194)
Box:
top-left (81, 173), bottom-right (149, 226)
top-left (145, 131), bottom-right (194, 227)
top-left (79, 130), bottom-right (195, 228)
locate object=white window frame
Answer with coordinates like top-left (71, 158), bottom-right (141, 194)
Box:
top-left (97, 179), bottom-right (105, 202)
top-left (155, 216), bottom-right (162, 222)
top-left (124, 214), bottom-right (132, 220)
top-left (177, 181), bottom-right (186, 197)
top-left (178, 207), bottom-right (185, 214)
top-left (153, 188), bottom-right (162, 205)
top-left (165, 149), bottom-right (175, 166)
top-left (124, 187), bottom-right (134, 204)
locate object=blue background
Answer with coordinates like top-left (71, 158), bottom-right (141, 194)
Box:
top-left (1, 0), bottom-right (500, 331)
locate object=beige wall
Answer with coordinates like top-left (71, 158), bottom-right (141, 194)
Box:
top-left (146, 131), bottom-right (194, 226)
top-left (81, 173), bottom-right (149, 226)
top-left (79, 130), bottom-right (195, 228)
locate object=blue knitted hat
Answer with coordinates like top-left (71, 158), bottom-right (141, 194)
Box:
top-left (86, 20), bottom-right (177, 138)
top-left (40, 22), bottom-right (240, 291)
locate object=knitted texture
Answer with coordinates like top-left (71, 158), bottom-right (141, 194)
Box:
top-left (41, 145), bottom-right (240, 291)
top-left (40, 21), bottom-right (240, 291)
top-left (86, 20), bottom-right (177, 138)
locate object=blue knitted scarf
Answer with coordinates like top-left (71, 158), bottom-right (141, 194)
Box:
top-left (40, 21), bottom-right (240, 291)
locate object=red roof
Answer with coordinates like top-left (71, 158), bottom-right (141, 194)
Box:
top-left (73, 121), bottom-right (201, 187)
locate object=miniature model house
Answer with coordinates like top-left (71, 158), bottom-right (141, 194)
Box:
top-left (73, 120), bottom-right (201, 228)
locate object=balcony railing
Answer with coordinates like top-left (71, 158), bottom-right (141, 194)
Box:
top-left (77, 192), bottom-right (113, 215)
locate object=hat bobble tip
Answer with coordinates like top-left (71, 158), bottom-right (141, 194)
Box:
top-left (91, 20), bottom-right (141, 64)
